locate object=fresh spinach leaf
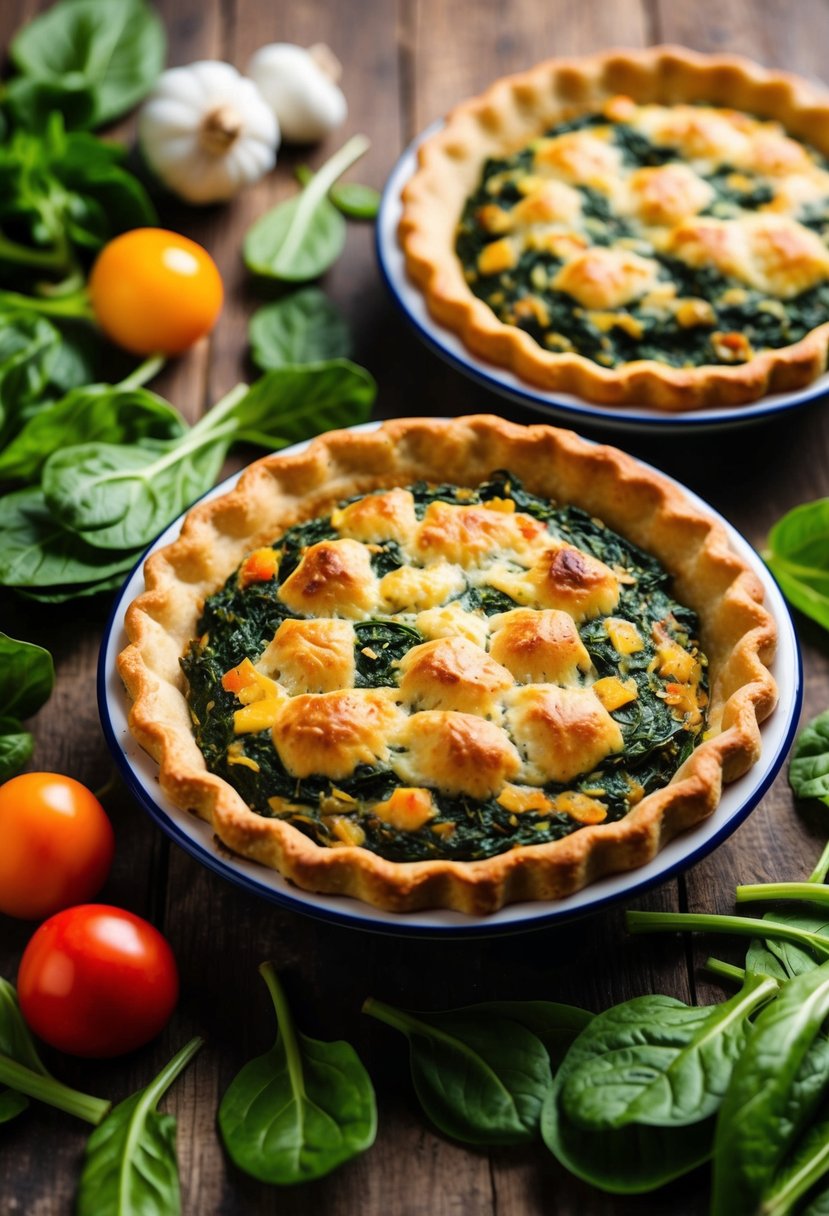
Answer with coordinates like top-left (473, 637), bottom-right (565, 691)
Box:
top-left (467, 1000), bottom-right (593, 1067)
top-left (229, 360), bottom-right (375, 446)
top-left (744, 911), bottom-right (829, 981)
top-left (77, 1036), bottom-right (202, 1216)
top-left (0, 634), bottom-right (54, 779)
top-left (0, 632), bottom-right (54, 721)
top-left (245, 135), bottom-right (369, 281)
top-left (363, 997), bottom-right (553, 1145)
top-left (0, 977), bottom-right (50, 1123)
top-left (759, 1105), bottom-right (829, 1216)
top-left (552, 974), bottom-right (777, 1133)
top-left (249, 289), bottom-right (352, 370)
top-left (711, 961), bottom-right (829, 1215)
top-left (790, 708), bottom-right (829, 804)
top-left (42, 363), bottom-right (375, 551)
top-left (765, 500), bottom-right (829, 633)
top-left (219, 964), bottom-right (376, 1184)
top-left (4, 76), bottom-right (97, 133)
top-left (0, 725), bottom-right (34, 782)
top-left (10, 0), bottom-right (166, 128)
top-left (42, 437), bottom-right (226, 552)
top-left (0, 486), bottom-right (141, 588)
top-left (0, 384), bottom-right (183, 481)
top-left (296, 166), bottom-right (380, 220)
top-left (0, 313), bottom-right (60, 441)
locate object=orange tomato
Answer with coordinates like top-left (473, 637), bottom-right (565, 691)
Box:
top-left (88, 228), bottom-right (223, 356)
top-left (0, 773), bottom-right (115, 920)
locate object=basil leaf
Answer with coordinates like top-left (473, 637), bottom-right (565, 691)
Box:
top-left (765, 500), bottom-right (829, 632)
top-left (219, 964), bottom-right (376, 1184)
top-left (230, 360), bottom-right (375, 446)
top-left (364, 998), bottom-right (553, 1145)
top-left (0, 633), bottom-right (54, 720)
top-left (249, 289), bottom-right (352, 370)
top-left (77, 1037), bottom-right (202, 1216)
top-left (11, 0), bottom-right (166, 128)
top-left (0, 385), bottom-right (185, 481)
top-left (712, 961), bottom-right (829, 1215)
top-left (245, 135), bottom-right (369, 281)
top-left (0, 487), bottom-right (141, 588)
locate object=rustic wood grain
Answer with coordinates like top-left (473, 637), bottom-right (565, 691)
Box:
top-left (2, 0), bottom-right (829, 1212)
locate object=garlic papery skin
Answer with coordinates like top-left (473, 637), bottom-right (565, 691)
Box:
top-left (139, 61), bottom-right (280, 205)
top-left (246, 43), bottom-right (347, 144)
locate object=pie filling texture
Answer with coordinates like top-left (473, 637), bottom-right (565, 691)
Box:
top-left (457, 97), bottom-right (829, 369)
top-left (182, 473), bottom-right (708, 863)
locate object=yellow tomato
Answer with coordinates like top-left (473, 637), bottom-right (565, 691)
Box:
top-left (89, 228), bottom-right (223, 355)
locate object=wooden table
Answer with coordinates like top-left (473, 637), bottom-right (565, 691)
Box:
top-left (3, 0), bottom-right (829, 1211)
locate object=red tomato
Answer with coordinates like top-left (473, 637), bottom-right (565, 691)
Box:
top-left (88, 227), bottom-right (223, 356)
top-left (18, 905), bottom-right (179, 1057)
top-left (0, 773), bottom-right (115, 920)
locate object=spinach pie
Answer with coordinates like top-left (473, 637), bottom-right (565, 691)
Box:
top-left (119, 417), bottom-right (777, 913)
top-left (400, 47), bottom-right (829, 410)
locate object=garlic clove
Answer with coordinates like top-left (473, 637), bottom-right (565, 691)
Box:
top-left (139, 60), bottom-right (280, 205)
top-left (246, 43), bottom-right (347, 144)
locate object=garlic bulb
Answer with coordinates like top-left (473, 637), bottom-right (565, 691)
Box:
top-left (139, 61), bottom-right (280, 204)
top-left (246, 43), bottom-right (347, 144)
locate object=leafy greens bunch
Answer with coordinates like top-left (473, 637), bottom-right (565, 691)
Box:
top-left (765, 499), bottom-right (829, 634)
top-left (0, 0), bottom-right (165, 394)
top-left (0, 356), bottom-right (375, 602)
top-left (359, 708), bottom-right (829, 1215)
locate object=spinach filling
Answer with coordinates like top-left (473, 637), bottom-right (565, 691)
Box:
top-left (182, 474), bottom-right (707, 863)
top-left (456, 114), bottom-right (829, 369)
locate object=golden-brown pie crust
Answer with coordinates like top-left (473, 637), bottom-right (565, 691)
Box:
top-left (118, 416), bottom-right (778, 913)
top-left (399, 46), bottom-right (829, 411)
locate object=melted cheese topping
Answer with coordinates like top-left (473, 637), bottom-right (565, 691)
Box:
top-left (380, 562), bottom-right (466, 612)
top-left (627, 164), bottom-right (715, 227)
top-left (528, 544), bottom-right (620, 621)
top-left (460, 96), bottom-right (829, 368)
top-left (257, 618), bottom-right (355, 695)
top-left (397, 636), bottom-right (513, 715)
top-left (331, 488), bottom-right (418, 545)
top-left (552, 247), bottom-right (660, 309)
top-left (414, 501), bottom-right (549, 567)
top-left (505, 685), bottom-right (624, 785)
top-left (391, 711), bottom-right (521, 799)
top-left (200, 480), bottom-right (707, 855)
top-left (273, 689), bottom-right (404, 780)
top-left (415, 601), bottom-right (490, 647)
top-left (279, 539), bottom-right (377, 619)
top-left (534, 128), bottom-right (624, 192)
top-left (489, 608), bottom-right (591, 685)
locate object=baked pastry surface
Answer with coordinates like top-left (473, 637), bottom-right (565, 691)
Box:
top-left (400, 47), bottom-right (829, 410)
top-left (119, 416), bottom-right (778, 913)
